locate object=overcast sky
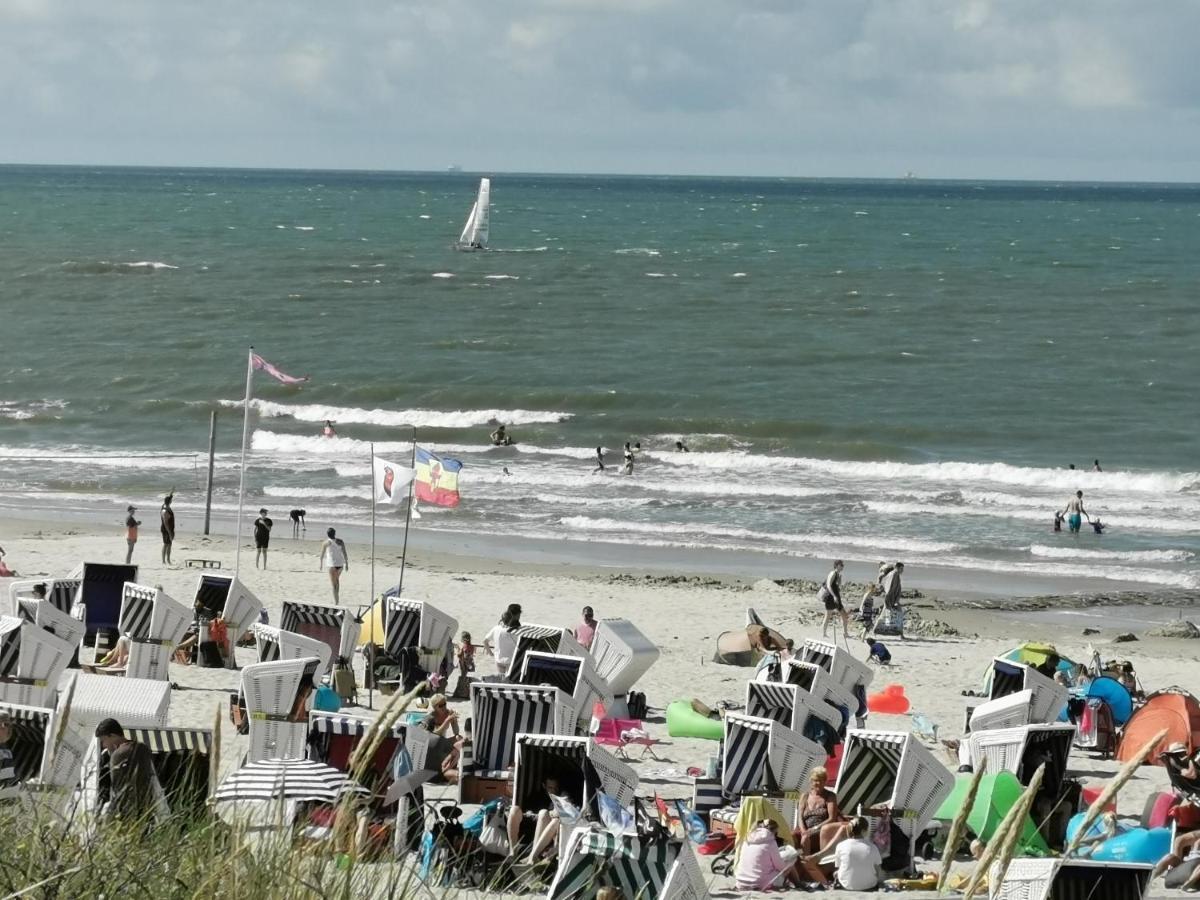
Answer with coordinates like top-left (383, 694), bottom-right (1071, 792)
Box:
top-left (1, 0), bottom-right (1196, 181)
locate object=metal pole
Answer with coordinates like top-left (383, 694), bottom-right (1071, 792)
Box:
top-left (396, 427), bottom-right (417, 596)
top-left (203, 410), bottom-right (217, 535)
top-left (234, 347), bottom-right (254, 572)
top-left (369, 442), bottom-right (376, 712)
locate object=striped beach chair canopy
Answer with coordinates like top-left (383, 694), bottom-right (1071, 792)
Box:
top-left (744, 680), bottom-right (842, 751)
top-left (505, 623), bottom-right (585, 682)
top-left (468, 683), bottom-right (576, 774)
top-left (721, 711), bottom-right (826, 798)
top-left (968, 723), bottom-right (1076, 797)
top-left (834, 730), bottom-right (954, 837)
top-left (548, 825), bottom-right (709, 900)
top-left (519, 651), bottom-right (613, 727)
top-left (193, 573), bottom-right (262, 637)
top-left (381, 596), bottom-right (458, 672)
top-left (512, 733), bottom-right (637, 817)
top-left (280, 600), bottom-right (357, 662)
top-left (241, 657), bottom-right (321, 764)
top-left (118, 582), bottom-right (191, 645)
top-left (990, 857), bottom-right (1152, 900)
top-left (214, 757), bottom-right (369, 803)
top-left (6, 578), bottom-right (81, 617)
top-left (253, 623), bottom-right (332, 683)
top-left (15, 598), bottom-right (86, 649)
top-left (0, 700), bottom-right (87, 787)
top-left (308, 710), bottom-right (406, 739)
top-left (0, 616), bottom-right (75, 708)
top-left (589, 618), bottom-right (660, 697)
top-left (990, 658), bottom-right (1069, 724)
top-left (801, 638), bottom-right (875, 693)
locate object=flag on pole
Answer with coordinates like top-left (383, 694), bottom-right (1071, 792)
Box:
top-left (251, 352), bottom-right (309, 385)
top-left (414, 447), bottom-right (463, 507)
top-left (373, 457), bottom-right (415, 505)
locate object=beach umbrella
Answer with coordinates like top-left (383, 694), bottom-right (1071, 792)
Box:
top-left (214, 758), bottom-right (368, 804)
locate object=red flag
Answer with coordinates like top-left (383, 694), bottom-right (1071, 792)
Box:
top-left (251, 352), bottom-right (308, 385)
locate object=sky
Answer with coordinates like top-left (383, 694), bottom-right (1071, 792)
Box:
top-left (1, 0), bottom-right (1197, 181)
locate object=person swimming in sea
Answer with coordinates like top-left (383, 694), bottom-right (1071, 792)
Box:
top-left (675, 440), bottom-right (689, 452)
top-left (323, 420), bottom-right (337, 438)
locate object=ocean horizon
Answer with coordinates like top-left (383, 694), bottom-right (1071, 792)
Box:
top-left (2, 165), bottom-right (1198, 591)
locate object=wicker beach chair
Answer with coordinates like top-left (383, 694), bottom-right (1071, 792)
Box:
top-left (459, 682), bottom-right (575, 804)
top-left (252, 623), bottom-right (333, 683)
top-left (518, 650), bottom-right (612, 729)
top-left (834, 729), bottom-right (955, 839)
top-left (193, 573), bottom-right (263, 641)
top-left (240, 657), bottom-right (320, 763)
top-left (989, 657), bottom-right (1069, 724)
top-left (967, 723), bottom-right (1076, 795)
top-left (780, 658), bottom-right (860, 732)
top-left (989, 857), bottom-right (1152, 900)
top-left (549, 824), bottom-right (709, 900)
top-left (280, 600), bottom-right (358, 663)
top-left (589, 617), bottom-right (660, 716)
top-left (513, 733), bottom-right (638, 815)
top-left (13, 598), bottom-right (87, 649)
top-left (7, 578), bottom-right (81, 617)
top-left (503, 623), bottom-right (586, 682)
top-left (966, 688), bottom-right (1034, 734)
top-left (745, 679), bottom-right (844, 752)
top-left (801, 638), bottom-right (875, 695)
top-left (0, 615), bottom-right (75, 708)
top-left (0, 700), bottom-right (87, 789)
top-left (67, 670), bottom-right (171, 733)
top-left (117, 582), bottom-right (191, 681)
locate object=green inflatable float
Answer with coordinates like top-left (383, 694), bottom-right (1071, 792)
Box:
top-left (666, 700), bottom-right (724, 741)
top-left (933, 771), bottom-right (1050, 855)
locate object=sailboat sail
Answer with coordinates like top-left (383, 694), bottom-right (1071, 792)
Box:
top-left (457, 178), bottom-right (490, 250)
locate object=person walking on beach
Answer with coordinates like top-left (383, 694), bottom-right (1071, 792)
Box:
top-left (484, 610), bottom-right (519, 675)
top-left (880, 562), bottom-right (905, 639)
top-left (159, 492), bottom-right (175, 566)
top-left (124, 505), bottom-right (140, 565)
top-left (817, 560), bottom-right (850, 647)
top-left (592, 446), bottom-right (605, 473)
top-left (320, 527), bottom-right (349, 603)
top-left (254, 508), bottom-right (273, 569)
top-left (575, 606), bottom-right (598, 649)
top-left (1060, 491), bottom-right (1089, 534)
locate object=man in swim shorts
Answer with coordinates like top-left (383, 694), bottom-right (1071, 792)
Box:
top-left (817, 560), bottom-right (849, 646)
top-left (1060, 491), bottom-right (1088, 534)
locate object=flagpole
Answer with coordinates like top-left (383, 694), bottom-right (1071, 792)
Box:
top-left (397, 427), bottom-right (417, 596)
top-left (233, 346), bottom-right (254, 572)
top-left (370, 441), bottom-right (376, 607)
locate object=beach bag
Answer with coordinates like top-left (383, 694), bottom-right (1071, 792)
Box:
top-left (333, 662), bottom-right (356, 704)
top-left (314, 684), bottom-right (341, 712)
top-left (478, 806), bottom-right (510, 856)
top-left (1077, 698), bottom-right (1116, 756)
top-left (874, 607), bottom-right (905, 637)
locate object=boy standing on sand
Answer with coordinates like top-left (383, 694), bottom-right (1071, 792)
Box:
top-left (124, 505), bottom-right (140, 564)
top-left (1061, 491), bottom-right (1089, 534)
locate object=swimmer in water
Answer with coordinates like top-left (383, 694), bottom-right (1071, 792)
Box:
top-left (323, 420), bottom-right (337, 438)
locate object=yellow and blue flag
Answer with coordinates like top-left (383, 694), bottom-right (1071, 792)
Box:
top-left (414, 446), bottom-right (463, 508)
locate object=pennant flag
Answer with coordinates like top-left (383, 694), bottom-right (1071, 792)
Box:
top-left (251, 352), bottom-right (309, 385)
top-left (414, 446), bottom-right (463, 508)
top-left (674, 799), bottom-right (708, 844)
top-left (373, 456), bottom-right (415, 505)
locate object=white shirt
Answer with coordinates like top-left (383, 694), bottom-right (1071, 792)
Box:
top-left (485, 624), bottom-right (517, 672)
top-left (322, 539), bottom-right (347, 568)
top-left (834, 838), bottom-right (881, 891)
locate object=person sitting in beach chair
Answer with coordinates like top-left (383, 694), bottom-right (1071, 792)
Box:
top-left (85, 635), bottom-right (131, 674)
top-left (506, 774), bottom-right (580, 866)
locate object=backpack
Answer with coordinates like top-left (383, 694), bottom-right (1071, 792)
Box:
top-left (313, 684), bottom-right (341, 712)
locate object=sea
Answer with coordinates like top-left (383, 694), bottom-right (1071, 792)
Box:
top-left (1, 165), bottom-right (1198, 592)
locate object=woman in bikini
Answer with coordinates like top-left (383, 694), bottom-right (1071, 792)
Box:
top-left (798, 766), bottom-right (847, 853)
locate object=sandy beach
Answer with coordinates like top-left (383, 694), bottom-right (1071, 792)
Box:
top-left (2, 517), bottom-right (1198, 898)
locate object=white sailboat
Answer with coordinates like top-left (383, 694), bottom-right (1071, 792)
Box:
top-left (456, 178), bottom-right (491, 250)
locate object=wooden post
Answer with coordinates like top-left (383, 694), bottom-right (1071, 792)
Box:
top-left (203, 410), bottom-right (217, 535)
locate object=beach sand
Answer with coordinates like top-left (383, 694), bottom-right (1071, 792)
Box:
top-left (2, 518), bottom-right (1197, 898)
